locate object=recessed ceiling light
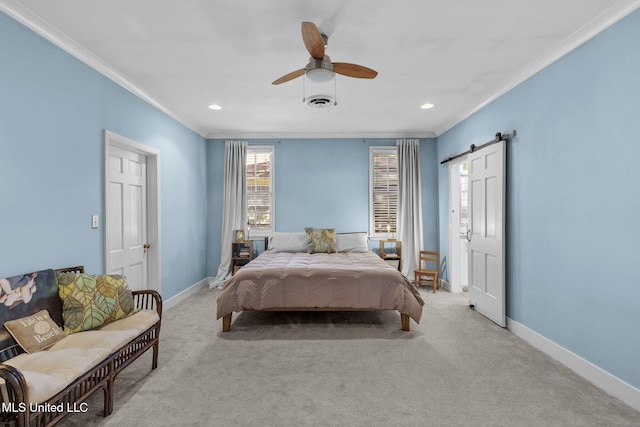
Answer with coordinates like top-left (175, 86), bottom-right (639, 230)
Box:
top-left (421, 103), bottom-right (434, 109)
top-left (208, 104), bottom-right (222, 110)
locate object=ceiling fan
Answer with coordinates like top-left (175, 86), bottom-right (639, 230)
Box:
top-left (272, 22), bottom-right (378, 85)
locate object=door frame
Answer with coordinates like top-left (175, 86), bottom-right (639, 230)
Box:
top-left (448, 157), bottom-right (467, 294)
top-left (103, 130), bottom-right (161, 293)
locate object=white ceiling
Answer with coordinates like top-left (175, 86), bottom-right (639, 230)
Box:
top-left (2, 0), bottom-right (639, 139)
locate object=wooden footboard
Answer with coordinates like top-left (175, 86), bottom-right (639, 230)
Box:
top-left (221, 309), bottom-right (411, 332)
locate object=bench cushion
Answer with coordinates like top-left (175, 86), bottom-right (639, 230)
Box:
top-left (3, 310), bottom-right (159, 404)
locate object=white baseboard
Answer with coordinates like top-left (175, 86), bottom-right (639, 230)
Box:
top-left (163, 278), bottom-right (209, 311)
top-left (507, 317), bottom-right (640, 412)
top-left (439, 279), bottom-right (450, 292)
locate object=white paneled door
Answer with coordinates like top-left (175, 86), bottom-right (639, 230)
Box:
top-left (467, 140), bottom-right (505, 326)
top-left (106, 145), bottom-right (148, 291)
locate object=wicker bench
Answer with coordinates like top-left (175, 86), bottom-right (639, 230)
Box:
top-left (0, 266), bottom-right (162, 427)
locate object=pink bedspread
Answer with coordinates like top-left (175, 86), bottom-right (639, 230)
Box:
top-left (216, 251), bottom-right (424, 323)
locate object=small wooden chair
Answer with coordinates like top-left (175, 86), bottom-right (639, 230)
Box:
top-left (414, 251), bottom-right (440, 293)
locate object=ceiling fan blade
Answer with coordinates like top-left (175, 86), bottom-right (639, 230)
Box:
top-left (301, 22), bottom-right (325, 60)
top-left (272, 69), bottom-right (305, 85)
top-left (333, 63), bottom-right (378, 79)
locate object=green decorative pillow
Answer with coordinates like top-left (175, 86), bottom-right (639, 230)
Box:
top-left (4, 310), bottom-right (65, 353)
top-left (57, 273), bottom-right (137, 334)
top-left (305, 228), bottom-right (338, 254)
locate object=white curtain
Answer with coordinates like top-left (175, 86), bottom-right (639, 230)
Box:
top-left (396, 138), bottom-right (424, 279)
top-left (210, 140), bottom-right (248, 289)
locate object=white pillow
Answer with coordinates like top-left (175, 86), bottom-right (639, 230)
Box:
top-left (336, 232), bottom-right (369, 253)
top-left (268, 232), bottom-right (309, 252)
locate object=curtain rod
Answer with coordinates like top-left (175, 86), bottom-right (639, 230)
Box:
top-left (440, 130), bottom-right (516, 165)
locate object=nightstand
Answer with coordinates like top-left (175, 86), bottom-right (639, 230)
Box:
top-left (380, 239), bottom-right (401, 271)
top-left (231, 240), bottom-right (253, 275)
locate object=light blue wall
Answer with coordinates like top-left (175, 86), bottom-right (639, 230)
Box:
top-left (0, 12), bottom-right (208, 299)
top-left (7, 1), bottom-right (637, 395)
top-left (206, 138), bottom-right (439, 276)
top-left (420, 140), bottom-right (439, 252)
top-left (437, 9), bottom-right (640, 388)
top-left (206, 140), bottom-right (225, 277)
top-left (275, 139), bottom-right (373, 232)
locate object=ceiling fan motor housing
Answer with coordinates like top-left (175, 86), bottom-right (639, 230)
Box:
top-left (305, 55), bottom-right (334, 83)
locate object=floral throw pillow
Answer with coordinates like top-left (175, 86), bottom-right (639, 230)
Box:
top-left (57, 273), bottom-right (138, 334)
top-left (305, 228), bottom-right (338, 254)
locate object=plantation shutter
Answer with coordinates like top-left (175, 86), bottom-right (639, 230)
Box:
top-left (370, 147), bottom-right (398, 237)
top-left (246, 147), bottom-right (273, 234)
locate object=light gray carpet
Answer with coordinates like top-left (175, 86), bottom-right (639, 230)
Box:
top-left (60, 287), bottom-right (639, 426)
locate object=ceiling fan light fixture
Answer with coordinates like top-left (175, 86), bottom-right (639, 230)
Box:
top-left (304, 94), bottom-right (337, 108)
top-left (303, 68), bottom-right (337, 108)
top-left (305, 67), bottom-right (334, 83)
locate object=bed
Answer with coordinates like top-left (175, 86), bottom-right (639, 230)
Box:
top-left (216, 231), bottom-right (425, 332)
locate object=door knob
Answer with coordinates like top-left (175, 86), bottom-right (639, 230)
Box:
top-left (143, 243), bottom-right (151, 253)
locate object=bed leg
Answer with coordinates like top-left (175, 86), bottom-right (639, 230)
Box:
top-left (222, 314), bottom-right (232, 332)
top-left (401, 314), bottom-right (410, 331)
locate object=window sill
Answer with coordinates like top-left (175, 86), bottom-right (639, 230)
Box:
top-left (369, 234), bottom-right (398, 241)
top-left (248, 230), bottom-right (272, 239)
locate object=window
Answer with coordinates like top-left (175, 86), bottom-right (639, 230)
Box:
top-left (246, 146), bottom-right (274, 236)
top-left (369, 146), bottom-right (398, 238)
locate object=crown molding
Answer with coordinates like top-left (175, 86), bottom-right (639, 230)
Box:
top-left (0, 1), bottom-right (207, 139)
top-left (3, 0), bottom-right (638, 140)
top-left (435, 0), bottom-right (640, 137)
top-left (204, 130), bottom-right (437, 140)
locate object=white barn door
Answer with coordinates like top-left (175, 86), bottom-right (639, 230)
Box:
top-left (467, 140), bottom-right (505, 326)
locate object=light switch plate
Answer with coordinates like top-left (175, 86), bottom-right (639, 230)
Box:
top-left (92, 214), bottom-right (99, 229)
